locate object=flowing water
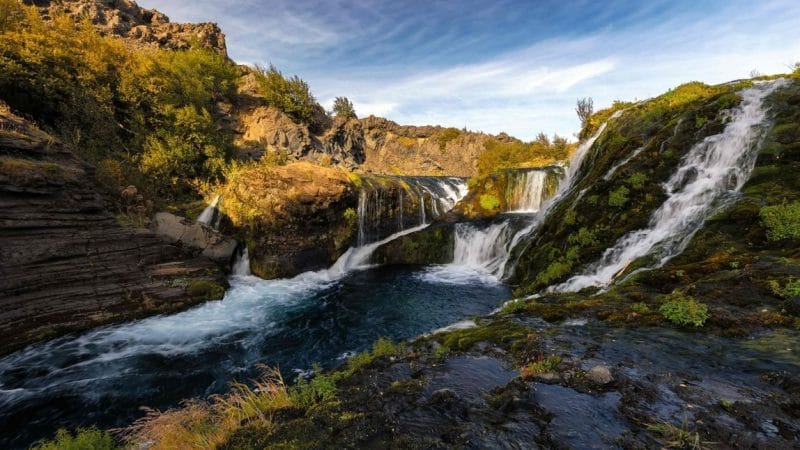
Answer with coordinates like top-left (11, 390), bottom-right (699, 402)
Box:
top-left (357, 176), bottom-right (467, 246)
top-left (196, 194), bottom-right (221, 229)
top-left (0, 176), bottom-right (492, 449)
top-left (506, 167), bottom-right (563, 213)
top-left (553, 79), bottom-right (787, 292)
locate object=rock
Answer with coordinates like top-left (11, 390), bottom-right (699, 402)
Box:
top-left (586, 365), bottom-right (614, 385)
top-left (24, 0), bottom-right (227, 54)
top-left (152, 212), bottom-right (238, 265)
top-left (782, 297), bottom-right (800, 316)
top-left (0, 104), bottom-right (228, 356)
top-left (219, 162), bottom-right (359, 278)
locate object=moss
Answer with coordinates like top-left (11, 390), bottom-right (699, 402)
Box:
top-left (436, 319), bottom-right (529, 353)
top-left (659, 292), bottom-right (709, 327)
top-left (626, 172), bottom-right (647, 189)
top-left (186, 279), bottom-right (225, 300)
top-left (608, 186), bottom-right (630, 208)
top-left (396, 135), bottom-right (417, 149)
top-left (631, 302), bottom-right (651, 314)
top-left (479, 193), bottom-right (501, 211)
top-left (346, 171), bottom-right (362, 189)
top-left (759, 202), bottom-right (800, 241)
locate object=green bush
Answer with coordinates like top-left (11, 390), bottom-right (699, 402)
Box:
top-left (759, 203), bottom-right (800, 241)
top-left (608, 186), bottom-right (630, 208)
top-left (252, 64), bottom-right (323, 126)
top-left (478, 135), bottom-right (571, 175)
top-left (31, 427), bottom-right (117, 450)
top-left (631, 302), bottom-right (651, 314)
top-left (659, 293), bottom-right (709, 327)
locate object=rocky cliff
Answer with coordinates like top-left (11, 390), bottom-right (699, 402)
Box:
top-left (0, 103), bottom-right (229, 355)
top-left (23, 0), bottom-right (226, 54)
top-left (219, 162), bottom-right (359, 278)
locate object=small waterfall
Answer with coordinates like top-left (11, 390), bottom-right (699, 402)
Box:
top-left (506, 168), bottom-right (563, 213)
top-left (553, 79), bottom-right (787, 292)
top-left (452, 222), bottom-right (514, 276)
top-left (197, 195), bottom-right (221, 229)
top-left (232, 246), bottom-right (252, 276)
top-left (355, 176), bottom-right (468, 246)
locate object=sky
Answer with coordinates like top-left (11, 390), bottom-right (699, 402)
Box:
top-left (137, 0), bottom-right (800, 140)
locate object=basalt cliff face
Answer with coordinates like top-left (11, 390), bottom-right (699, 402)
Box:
top-left (23, 0), bottom-right (227, 54)
top-left (0, 104), bottom-right (229, 356)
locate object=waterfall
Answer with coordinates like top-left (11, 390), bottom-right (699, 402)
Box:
top-left (452, 222), bottom-right (514, 276)
top-left (356, 176), bottom-right (468, 246)
top-left (232, 246), bottom-right (252, 276)
top-left (552, 79), bottom-right (787, 293)
top-left (197, 195), bottom-right (221, 229)
top-left (507, 168), bottom-right (563, 213)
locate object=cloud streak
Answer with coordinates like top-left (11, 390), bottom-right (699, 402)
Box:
top-left (138, 0), bottom-right (800, 140)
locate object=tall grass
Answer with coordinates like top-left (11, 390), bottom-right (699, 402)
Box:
top-left (125, 366), bottom-right (291, 449)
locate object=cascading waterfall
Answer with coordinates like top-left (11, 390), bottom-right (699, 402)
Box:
top-left (196, 194), bottom-right (221, 229)
top-left (553, 79), bottom-right (787, 293)
top-left (452, 222), bottom-right (515, 276)
top-left (356, 176), bottom-right (468, 246)
top-left (506, 167), bottom-right (564, 213)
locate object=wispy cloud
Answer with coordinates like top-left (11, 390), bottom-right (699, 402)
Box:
top-left (138, 0), bottom-right (800, 140)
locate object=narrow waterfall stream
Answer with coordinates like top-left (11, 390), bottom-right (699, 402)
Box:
top-left (196, 194), bottom-right (222, 228)
top-left (0, 175), bottom-right (497, 449)
top-left (553, 79), bottom-right (787, 292)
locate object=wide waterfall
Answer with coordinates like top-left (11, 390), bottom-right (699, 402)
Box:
top-left (356, 176), bottom-right (467, 246)
top-left (196, 194), bottom-right (221, 229)
top-left (553, 79), bottom-right (787, 292)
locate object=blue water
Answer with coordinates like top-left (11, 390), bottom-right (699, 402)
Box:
top-left (0, 264), bottom-right (509, 448)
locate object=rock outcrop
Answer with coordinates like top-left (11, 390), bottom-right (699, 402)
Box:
top-left (219, 162), bottom-right (359, 278)
top-left (152, 212), bottom-right (238, 264)
top-left (23, 0), bottom-right (227, 54)
top-left (0, 103), bottom-right (229, 356)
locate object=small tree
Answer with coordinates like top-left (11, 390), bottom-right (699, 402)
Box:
top-left (534, 131), bottom-right (550, 147)
top-left (332, 96), bottom-right (356, 119)
top-left (576, 97), bottom-right (593, 127)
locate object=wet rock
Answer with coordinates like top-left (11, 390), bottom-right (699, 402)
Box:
top-left (586, 365), bottom-right (614, 385)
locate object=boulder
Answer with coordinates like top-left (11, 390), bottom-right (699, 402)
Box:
top-left (586, 365), bottom-right (614, 385)
top-left (152, 212), bottom-right (238, 264)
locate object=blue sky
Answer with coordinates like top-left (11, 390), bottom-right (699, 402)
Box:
top-left (138, 0), bottom-right (800, 140)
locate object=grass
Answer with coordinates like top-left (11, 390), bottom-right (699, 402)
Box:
top-left (519, 355), bottom-right (562, 379)
top-left (126, 367), bottom-right (291, 449)
top-left (31, 427), bottom-right (117, 450)
top-left (646, 420), bottom-right (706, 449)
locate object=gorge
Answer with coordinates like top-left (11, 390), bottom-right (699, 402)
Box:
top-left (1, 1), bottom-right (799, 449)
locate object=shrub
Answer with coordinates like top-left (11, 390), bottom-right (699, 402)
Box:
top-left (252, 64), bottom-right (322, 126)
top-left (478, 135), bottom-right (571, 175)
top-left (31, 427), bottom-right (117, 450)
top-left (659, 293), bottom-right (709, 327)
top-left (576, 97), bottom-right (594, 127)
top-left (332, 96), bottom-right (356, 119)
top-left (759, 202), bottom-right (800, 241)
top-left (608, 186), bottom-right (630, 208)
top-left (631, 302), bottom-right (651, 314)
top-left (479, 194), bottom-right (501, 211)
top-left (436, 127), bottom-right (461, 150)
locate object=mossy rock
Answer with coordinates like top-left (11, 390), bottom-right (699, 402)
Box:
top-left (186, 278), bottom-right (225, 300)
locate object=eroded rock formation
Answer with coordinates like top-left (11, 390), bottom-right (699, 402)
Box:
top-left (0, 103), bottom-right (229, 355)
